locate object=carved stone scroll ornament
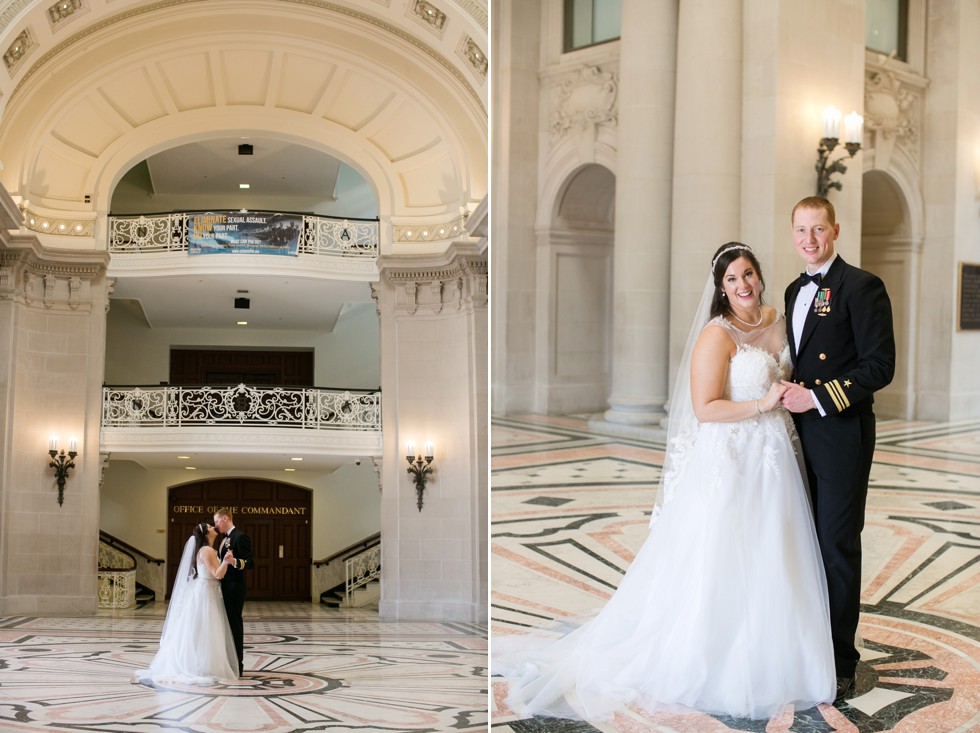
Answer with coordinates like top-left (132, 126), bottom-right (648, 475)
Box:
top-left (551, 65), bottom-right (618, 144)
top-left (864, 58), bottom-right (925, 169)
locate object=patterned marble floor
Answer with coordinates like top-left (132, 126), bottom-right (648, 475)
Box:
top-left (490, 415), bottom-right (980, 733)
top-left (0, 602), bottom-right (487, 732)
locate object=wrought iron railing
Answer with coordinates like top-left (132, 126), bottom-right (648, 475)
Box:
top-left (102, 384), bottom-right (381, 430)
top-left (98, 540), bottom-right (136, 609)
top-left (107, 211), bottom-right (378, 257)
top-left (345, 543), bottom-right (381, 604)
top-left (98, 570), bottom-right (136, 609)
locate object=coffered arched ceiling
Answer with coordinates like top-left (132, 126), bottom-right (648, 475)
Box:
top-left (0, 0), bottom-right (487, 252)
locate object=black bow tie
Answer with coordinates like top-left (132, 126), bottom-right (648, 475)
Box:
top-left (799, 272), bottom-right (822, 287)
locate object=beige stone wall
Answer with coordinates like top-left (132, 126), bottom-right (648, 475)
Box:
top-left (375, 242), bottom-right (487, 622)
top-left (0, 196), bottom-right (110, 614)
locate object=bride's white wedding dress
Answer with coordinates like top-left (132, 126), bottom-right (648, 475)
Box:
top-left (494, 315), bottom-right (835, 721)
top-left (137, 554), bottom-right (239, 685)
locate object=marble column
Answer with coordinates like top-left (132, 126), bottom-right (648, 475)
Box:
top-left (601, 0), bottom-right (677, 426)
top-left (666, 0), bottom-right (743, 408)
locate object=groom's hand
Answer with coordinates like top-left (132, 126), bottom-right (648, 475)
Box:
top-left (780, 380), bottom-right (817, 413)
top-left (224, 550), bottom-right (235, 566)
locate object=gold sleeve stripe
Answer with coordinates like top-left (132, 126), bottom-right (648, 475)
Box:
top-left (826, 380), bottom-right (850, 412)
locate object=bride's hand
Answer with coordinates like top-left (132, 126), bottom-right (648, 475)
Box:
top-left (759, 382), bottom-right (788, 413)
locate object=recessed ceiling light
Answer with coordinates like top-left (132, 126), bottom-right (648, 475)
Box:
top-left (291, 457), bottom-right (303, 461)
top-left (239, 183), bottom-right (250, 189)
top-left (237, 321), bottom-right (248, 326)
top-left (177, 455), bottom-right (190, 460)
top-left (284, 468), bottom-right (296, 472)
top-left (185, 466), bottom-right (197, 470)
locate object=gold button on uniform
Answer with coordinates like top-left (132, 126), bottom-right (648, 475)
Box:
top-left (819, 353), bottom-right (827, 360)
top-left (815, 379), bottom-right (822, 386)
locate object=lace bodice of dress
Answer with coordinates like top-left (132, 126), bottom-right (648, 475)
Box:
top-left (196, 561), bottom-right (219, 583)
top-left (709, 313), bottom-right (791, 402)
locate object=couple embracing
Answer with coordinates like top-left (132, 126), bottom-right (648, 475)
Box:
top-left (137, 508), bottom-right (253, 685)
top-left (494, 196), bottom-right (896, 721)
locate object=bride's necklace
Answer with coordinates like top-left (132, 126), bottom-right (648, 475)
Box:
top-left (731, 308), bottom-right (764, 328)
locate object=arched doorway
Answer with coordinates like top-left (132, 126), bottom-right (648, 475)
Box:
top-left (861, 170), bottom-right (918, 418)
top-left (168, 479), bottom-right (312, 601)
top-left (534, 164), bottom-right (616, 413)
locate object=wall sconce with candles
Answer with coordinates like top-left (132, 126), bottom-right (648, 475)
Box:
top-left (816, 106), bottom-right (863, 197)
top-left (405, 441), bottom-right (434, 511)
top-left (48, 435), bottom-right (78, 506)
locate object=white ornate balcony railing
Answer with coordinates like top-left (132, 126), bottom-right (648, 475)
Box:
top-left (345, 543), bottom-right (381, 604)
top-left (102, 385), bottom-right (381, 430)
top-left (108, 212), bottom-right (378, 257)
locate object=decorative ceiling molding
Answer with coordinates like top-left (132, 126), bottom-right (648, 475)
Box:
top-left (550, 64), bottom-right (618, 144)
top-left (450, 0), bottom-right (485, 32)
top-left (409, 0), bottom-right (447, 35)
top-left (6, 0), bottom-right (485, 112)
top-left (0, 1), bottom-right (35, 36)
top-left (22, 206), bottom-right (94, 236)
top-left (393, 215), bottom-right (466, 243)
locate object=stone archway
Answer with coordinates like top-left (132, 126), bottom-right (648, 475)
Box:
top-left (534, 163), bottom-right (615, 414)
top-left (861, 169), bottom-right (918, 418)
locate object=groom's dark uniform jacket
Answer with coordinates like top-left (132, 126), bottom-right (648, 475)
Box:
top-left (785, 254), bottom-right (895, 677)
top-left (220, 528), bottom-right (253, 675)
top-left (786, 255), bottom-right (895, 416)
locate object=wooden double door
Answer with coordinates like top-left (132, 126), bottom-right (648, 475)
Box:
top-left (168, 479), bottom-right (311, 601)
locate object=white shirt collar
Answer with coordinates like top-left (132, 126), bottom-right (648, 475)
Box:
top-left (807, 253), bottom-right (837, 278)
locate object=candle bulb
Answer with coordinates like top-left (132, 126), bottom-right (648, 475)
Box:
top-left (843, 111), bottom-right (863, 144)
top-left (69, 436), bottom-right (77, 453)
top-left (424, 441), bottom-right (433, 458)
top-left (407, 441), bottom-right (416, 458)
top-left (49, 435), bottom-right (58, 451)
top-left (822, 106), bottom-right (841, 139)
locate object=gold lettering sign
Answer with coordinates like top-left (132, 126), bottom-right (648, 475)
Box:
top-left (171, 505), bottom-right (306, 516)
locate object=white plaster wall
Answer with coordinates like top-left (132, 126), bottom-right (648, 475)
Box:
top-left (946, 0), bottom-right (980, 420)
top-left (111, 163), bottom-right (379, 220)
top-left (104, 297), bottom-right (380, 389)
top-left (742, 0), bottom-right (866, 294)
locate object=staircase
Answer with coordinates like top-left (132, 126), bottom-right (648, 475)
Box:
top-left (319, 578), bottom-right (380, 608)
top-left (135, 582), bottom-right (156, 608)
top-left (320, 582), bottom-right (345, 608)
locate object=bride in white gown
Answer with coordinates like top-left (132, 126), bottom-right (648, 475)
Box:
top-left (136, 522), bottom-right (239, 685)
top-left (494, 243), bottom-right (835, 721)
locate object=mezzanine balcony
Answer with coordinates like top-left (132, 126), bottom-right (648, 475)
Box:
top-left (108, 211), bottom-right (378, 257)
top-left (100, 384), bottom-right (381, 470)
top-left (106, 211), bottom-right (380, 285)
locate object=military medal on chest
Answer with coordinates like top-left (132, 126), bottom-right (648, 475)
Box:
top-left (813, 287), bottom-right (832, 316)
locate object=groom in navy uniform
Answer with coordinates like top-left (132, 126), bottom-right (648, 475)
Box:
top-left (780, 196), bottom-right (895, 703)
top-left (213, 507), bottom-right (253, 677)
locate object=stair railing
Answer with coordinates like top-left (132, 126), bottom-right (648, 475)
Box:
top-left (344, 543), bottom-right (381, 604)
top-left (98, 540), bottom-right (137, 609)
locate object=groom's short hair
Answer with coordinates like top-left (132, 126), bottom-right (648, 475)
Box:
top-left (215, 507), bottom-right (233, 523)
top-left (792, 195), bottom-right (836, 227)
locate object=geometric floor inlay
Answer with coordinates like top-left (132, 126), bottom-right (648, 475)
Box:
top-left (0, 604), bottom-right (487, 732)
top-left (491, 415), bottom-right (980, 733)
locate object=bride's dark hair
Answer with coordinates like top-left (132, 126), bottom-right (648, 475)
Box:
top-left (189, 522), bottom-right (211, 580)
top-left (709, 242), bottom-right (766, 319)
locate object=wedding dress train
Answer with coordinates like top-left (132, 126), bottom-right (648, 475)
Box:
top-left (136, 558), bottom-right (239, 686)
top-left (494, 315), bottom-right (835, 721)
